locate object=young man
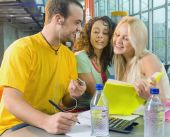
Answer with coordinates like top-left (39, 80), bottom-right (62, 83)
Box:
top-left (0, 0), bottom-right (85, 135)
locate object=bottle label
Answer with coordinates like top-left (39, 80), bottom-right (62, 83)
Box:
top-left (91, 106), bottom-right (109, 136)
top-left (144, 111), bottom-right (165, 137)
top-left (91, 106), bottom-right (108, 111)
top-left (91, 106), bottom-right (108, 118)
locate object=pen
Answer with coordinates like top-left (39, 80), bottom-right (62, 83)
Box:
top-left (48, 100), bottom-right (80, 124)
top-left (49, 100), bottom-right (64, 112)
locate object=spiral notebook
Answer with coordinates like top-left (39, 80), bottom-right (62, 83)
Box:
top-left (103, 79), bottom-right (145, 115)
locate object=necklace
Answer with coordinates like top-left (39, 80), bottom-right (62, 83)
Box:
top-left (41, 32), bottom-right (60, 55)
top-left (91, 58), bottom-right (101, 72)
top-left (91, 57), bottom-right (100, 66)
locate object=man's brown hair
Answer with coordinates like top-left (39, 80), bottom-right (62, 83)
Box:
top-left (45, 0), bottom-right (83, 25)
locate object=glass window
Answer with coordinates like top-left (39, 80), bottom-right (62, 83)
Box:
top-left (141, 0), bottom-right (148, 11)
top-left (109, 0), bottom-right (116, 11)
top-left (96, 0), bottom-right (116, 17)
top-left (134, 14), bottom-right (140, 19)
top-left (153, 0), bottom-right (165, 8)
top-left (168, 37), bottom-right (170, 64)
top-left (114, 0), bottom-right (118, 11)
top-left (105, 0), bottom-right (108, 15)
top-left (141, 12), bottom-right (149, 49)
top-left (153, 8), bottom-right (165, 63)
top-left (119, 0), bottom-right (123, 10)
top-left (167, 6), bottom-right (170, 64)
top-left (129, 0), bottom-right (133, 15)
top-left (141, 12), bottom-right (149, 30)
top-left (94, 0), bottom-right (99, 17)
top-left (123, 0), bottom-right (129, 11)
top-left (35, 0), bottom-right (43, 4)
top-left (148, 0), bottom-right (152, 9)
top-left (133, 0), bottom-right (139, 13)
top-left (98, 0), bottom-right (105, 16)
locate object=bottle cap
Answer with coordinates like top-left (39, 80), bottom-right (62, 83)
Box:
top-left (150, 88), bottom-right (159, 94)
top-left (96, 84), bottom-right (103, 90)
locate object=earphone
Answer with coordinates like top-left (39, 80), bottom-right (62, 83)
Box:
top-left (59, 20), bottom-right (61, 24)
top-left (59, 18), bottom-right (64, 25)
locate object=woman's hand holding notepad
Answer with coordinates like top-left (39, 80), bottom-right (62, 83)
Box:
top-left (134, 72), bottom-right (164, 100)
top-left (147, 71), bottom-right (164, 84)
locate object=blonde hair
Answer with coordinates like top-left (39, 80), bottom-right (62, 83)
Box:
top-left (113, 16), bottom-right (149, 83)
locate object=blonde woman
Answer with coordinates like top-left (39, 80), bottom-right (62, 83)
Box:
top-left (112, 16), bottom-right (170, 102)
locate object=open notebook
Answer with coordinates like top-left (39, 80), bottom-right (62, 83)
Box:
top-left (103, 79), bottom-right (145, 115)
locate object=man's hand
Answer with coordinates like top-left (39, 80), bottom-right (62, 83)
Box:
top-left (42, 112), bottom-right (78, 134)
top-left (68, 79), bottom-right (86, 98)
top-left (3, 87), bottom-right (78, 135)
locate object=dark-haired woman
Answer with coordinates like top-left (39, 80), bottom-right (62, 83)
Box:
top-left (75, 16), bottom-right (116, 110)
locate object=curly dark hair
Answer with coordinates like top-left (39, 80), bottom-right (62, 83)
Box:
top-left (75, 16), bottom-right (116, 72)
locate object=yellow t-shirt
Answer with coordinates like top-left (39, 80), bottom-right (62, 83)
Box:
top-left (0, 33), bottom-right (77, 134)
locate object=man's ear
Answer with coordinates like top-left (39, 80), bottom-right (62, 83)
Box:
top-left (54, 14), bottom-right (64, 25)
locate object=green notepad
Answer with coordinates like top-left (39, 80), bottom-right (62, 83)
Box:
top-left (103, 79), bottom-right (145, 115)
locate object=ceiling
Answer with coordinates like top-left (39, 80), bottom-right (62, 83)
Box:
top-left (0, 0), bottom-right (84, 33)
top-left (0, 0), bottom-right (45, 32)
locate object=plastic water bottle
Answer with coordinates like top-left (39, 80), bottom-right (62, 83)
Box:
top-left (90, 84), bottom-right (109, 137)
top-left (144, 88), bottom-right (165, 137)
